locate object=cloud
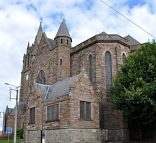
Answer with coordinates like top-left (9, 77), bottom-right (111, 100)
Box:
top-left (0, 0), bottom-right (156, 130)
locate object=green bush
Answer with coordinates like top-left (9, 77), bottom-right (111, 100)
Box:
top-left (17, 128), bottom-right (24, 139)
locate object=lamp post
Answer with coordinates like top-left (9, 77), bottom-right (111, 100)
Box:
top-left (5, 83), bottom-right (20, 143)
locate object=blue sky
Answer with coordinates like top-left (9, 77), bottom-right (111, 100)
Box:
top-left (127, 0), bottom-right (145, 8)
top-left (0, 0), bottom-right (156, 131)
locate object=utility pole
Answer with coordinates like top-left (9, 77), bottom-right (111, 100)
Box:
top-left (5, 83), bottom-right (20, 143)
top-left (0, 111), bottom-right (4, 118)
top-left (0, 111), bottom-right (4, 133)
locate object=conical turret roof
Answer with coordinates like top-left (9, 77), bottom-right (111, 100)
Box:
top-left (55, 19), bottom-right (71, 39)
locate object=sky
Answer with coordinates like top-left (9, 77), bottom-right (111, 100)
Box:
top-left (0, 0), bottom-right (156, 131)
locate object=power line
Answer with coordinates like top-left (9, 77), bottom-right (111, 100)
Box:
top-left (99, 0), bottom-right (156, 39)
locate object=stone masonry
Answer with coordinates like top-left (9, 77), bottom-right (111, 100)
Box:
top-left (17, 20), bottom-right (141, 143)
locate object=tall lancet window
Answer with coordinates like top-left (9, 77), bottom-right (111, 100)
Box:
top-left (105, 51), bottom-right (112, 89)
top-left (122, 53), bottom-right (126, 64)
top-left (88, 54), bottom-right (94, 82)
top-left (36, 70), bottom-right (46, 84)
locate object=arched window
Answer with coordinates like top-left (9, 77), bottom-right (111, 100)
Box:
top-left (122, 53), bottom-right (126, 64)
top-left (88, 54), bottom-right (94, 82)
top-left (61, 39), bottom-right (63, 44)
top-left (105, 51), bottom-right (112, 88)
top-left (36, 70), bottom-right (46, 84)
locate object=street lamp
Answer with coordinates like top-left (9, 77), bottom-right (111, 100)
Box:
top-left (5, 83), bottom-right (20, 143)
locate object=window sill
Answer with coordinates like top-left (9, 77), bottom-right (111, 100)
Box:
top-left (28, 122), bottom-right (35, 125)
top-left (46, 119), bottom-right (60, 123)
top-left (79, 118), bottom-right (92, 121)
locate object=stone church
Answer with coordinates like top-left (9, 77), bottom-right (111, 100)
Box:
top-left (18, 19), bottom-right (141, 143)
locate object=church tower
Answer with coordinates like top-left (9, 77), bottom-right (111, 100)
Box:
top-left (19, 22), bottom-right (43, 103)
top-left (54, 19), bottom-right (72, 81)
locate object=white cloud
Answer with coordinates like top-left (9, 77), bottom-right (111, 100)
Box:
top-left (0, 0), bottom-right (156, 130)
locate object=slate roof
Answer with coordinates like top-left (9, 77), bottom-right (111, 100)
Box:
top-left (7, 108), bottom-right (14, 115)
top-left (125, 35), bottom-right (140, 46)
top-left (55, 19), bottom-right (71, 39)
top-left (7, 103), bottom-right (26, 116)
top-left (8, 108), bottom-right (13, 113)
top-left (9, 108), bottom-right (15, 116)
top-left (35, 75), bottom-right (79, 100)
top-left (47, 38), bottom-right (55, 47)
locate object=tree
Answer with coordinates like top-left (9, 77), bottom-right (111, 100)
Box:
top-left (110, 42), bottom-right (156, 124)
